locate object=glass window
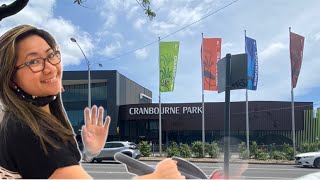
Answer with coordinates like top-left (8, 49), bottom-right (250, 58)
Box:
top-left (114, 143), bottom-right (124, 148)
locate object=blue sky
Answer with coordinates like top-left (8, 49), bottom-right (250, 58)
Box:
top-left (1, 0), bottom-right (319, 108)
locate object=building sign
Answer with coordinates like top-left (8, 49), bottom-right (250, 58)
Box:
top-left (129, 106), bottom-right (203, 115)
top-left (119, 102), bottom-right (311, 131)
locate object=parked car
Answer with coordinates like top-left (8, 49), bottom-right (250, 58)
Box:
top-left (89, 141), bottom-right (141, 163)
top-left (295, 151), bottom-right (320, 168)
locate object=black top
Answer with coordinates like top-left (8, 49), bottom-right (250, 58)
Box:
top-left (0, 115), bottom-right (81, 179)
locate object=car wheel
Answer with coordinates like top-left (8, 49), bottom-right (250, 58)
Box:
top-left (313, 157), bottom-right (320, 168)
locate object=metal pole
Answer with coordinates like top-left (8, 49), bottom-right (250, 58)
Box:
top-left (158, 37), bottom-right (162, 157)
top-left (245, 30), bottom-right (250, 158)
top-left (246, 89), bottom-right (249, 157)
top-left (70, 38), bottom-right (91, 108)
top-left (88, 63), bottom-right (91, 108)
top-left (291, 87), bottom-right (296, 155)
top-left (224, 53), bottom-right (231, 179)
top-left (201, 33), bottom-right (205, 158)
top-left (289, 27), bottom-right (296, 155)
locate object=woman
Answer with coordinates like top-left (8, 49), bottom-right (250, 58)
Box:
top-left (0, 25), bottom-right (185, 179)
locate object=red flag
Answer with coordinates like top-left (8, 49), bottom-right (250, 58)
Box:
top-left (290, 32), bottom-right (304, 88)
top-left (201, 38), bottom-right (222, 91)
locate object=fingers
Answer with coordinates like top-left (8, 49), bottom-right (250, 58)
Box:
top-left (84, 108), bottom-right (91, 126)
top-left (84, 105), bottom-right (109, 127)
top-left (91, 106), bottom-right (97, 125)
top-left (81, 125), bottom-right (88, 141)
top-left (104, 116), bottom-right (111, 131)
top-left (97, 106), bottom-right (104, 126)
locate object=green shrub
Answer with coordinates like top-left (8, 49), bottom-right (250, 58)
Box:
top-left (268, 143), bottom-right (276, 159)
top-left (283, 143), bottom-right (294, 160)
top-left (191, 141), bottom-right (205, 158)
top-left (300, 142), bottom-right (320, 153)
top-left (138, 141), bottom-right (151, 157)
top-left (309, 143), bottom-right (319, 152)
top-left (255, 149), bottom-right (269, 160)
top-left (166, 142), bottom-right (180, 157)
top-left (250, 141), bottom-right (258, 158)
top-left (239, 142), bottom-right (249, 159)
top-left (206, 141), bottom-right (220, 158)
top-left (179, 144), bottom-right (192, 158)
top-left (301, 143), bottom-right (310, 153)
top-left (272, 151), bottom-right (286, 160)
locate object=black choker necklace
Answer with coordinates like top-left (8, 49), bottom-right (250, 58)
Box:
top-left (13, 85), bottom-right (58, 107)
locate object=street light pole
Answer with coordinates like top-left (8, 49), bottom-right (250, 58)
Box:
top-left (70, 37), bottom-right (91, 108)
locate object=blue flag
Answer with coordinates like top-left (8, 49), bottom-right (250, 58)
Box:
top-left (245, 36), bottom-right (258, 90)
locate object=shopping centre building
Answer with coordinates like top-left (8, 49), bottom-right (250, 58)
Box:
top-left (62, 70), bottom-right (319, 147)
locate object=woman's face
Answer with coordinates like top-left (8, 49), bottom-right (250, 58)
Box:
top-left (14, 35), bottom-right (62, 97)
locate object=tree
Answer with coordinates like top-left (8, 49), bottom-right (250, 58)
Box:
top-left (0, 0), bottom-right (156, 21)
top-left (0, 0), bottom-right (29, 21)
top-left (135, 0), bottom-right (156, 20)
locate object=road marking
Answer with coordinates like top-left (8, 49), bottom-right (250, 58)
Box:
top-left (243, 176), bottom-right (292, 179)
top-left (87, 171), bottom-right (129, 174)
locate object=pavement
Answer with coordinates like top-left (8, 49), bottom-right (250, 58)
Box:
top-left (139, 154), bottom-right (295, 165)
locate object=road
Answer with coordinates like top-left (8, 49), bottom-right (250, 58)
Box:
top-left (82, 161), bottom-right (319, 179)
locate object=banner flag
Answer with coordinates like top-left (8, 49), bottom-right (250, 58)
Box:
top-left (290, 32), bottom-right (304, 88)
top-left (201, 38), bottom-right (222, 91)
top-left (159, 41), bottom-right (180, 92)
top-left (245, 36), bottom-right (258, 90)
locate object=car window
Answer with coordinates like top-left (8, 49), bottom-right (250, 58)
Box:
top-left (113, 143), bottom-right (125, 148)
top-left (104, 143), bottom-right (113, 148)
top-left (104, 142), bottom-right (125, 148)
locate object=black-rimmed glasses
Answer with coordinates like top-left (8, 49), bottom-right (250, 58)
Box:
top-left (15, 50), bottom-right (61, 73)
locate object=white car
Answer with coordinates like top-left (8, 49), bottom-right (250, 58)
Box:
top-left (90, 141), bottom-right (141, 163)
top-left (295, 151), bottom-right (320, 168)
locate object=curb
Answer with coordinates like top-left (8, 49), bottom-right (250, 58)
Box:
top-left (139, 157), bottom-right (295, 165)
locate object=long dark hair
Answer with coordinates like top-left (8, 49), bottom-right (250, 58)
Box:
top-left (0, 25), bottom-right (76, 154)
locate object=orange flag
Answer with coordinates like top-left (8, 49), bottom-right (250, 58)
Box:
top-left (201, 38), bottom-right (222, 91)
top-left (290, 32), bottom-right (304, 88)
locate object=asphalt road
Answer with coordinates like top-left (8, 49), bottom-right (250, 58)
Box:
top-left (82, 161), bottom-right (319, 179)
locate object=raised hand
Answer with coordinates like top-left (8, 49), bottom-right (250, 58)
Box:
top-left (81, 105), bottom-right (111, 156)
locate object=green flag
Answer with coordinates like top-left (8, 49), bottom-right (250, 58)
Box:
top-left (159, 41), bottom-right (180, 92)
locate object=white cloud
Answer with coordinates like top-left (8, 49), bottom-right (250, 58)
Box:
top-left (101, 41), bottom-right (122, 57)
top-left (98, 0), bottom-right (137, 28)
top-left (43, 18), bottom-right (94, 66)
top-left (259, 42), bottom-right (286, 62)
top-left (147, 1), bottom-right (221, 36)
top-left (222, 43), bottom-right (233, 49)
top-left (134, 18), bottom-right (146, 30)
top-left (134, 48), bottom-right (148, 60)
top-left (315, 32), bottom-right (320, 42)
top-left (127, 6), bottom-right (139, 19)
top-left (148, 21), bottom-right (176, 35)
top-left (0, 0), bottom-right (94, 66)
top-left (152, 0), bottom-right (168, 9)
top-left (169, 6), bottom-right (202, 26)
top-left (104, 14), bottom-right (117, 28)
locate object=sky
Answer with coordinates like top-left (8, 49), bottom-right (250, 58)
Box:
top-left (1, 0), bottom-right (320, 108)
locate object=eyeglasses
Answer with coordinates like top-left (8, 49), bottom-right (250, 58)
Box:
top-left (15, 50), bottom-right (61, 73)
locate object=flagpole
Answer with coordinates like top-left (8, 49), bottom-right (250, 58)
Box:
top-left (245, 30), bottom-right (250, 158)
top-left (289, 27), bottom-right (296, 155)
top-left (158, 37), bottom-right (162, 157)
top-left (201, 33), bottom-right (205, 157)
